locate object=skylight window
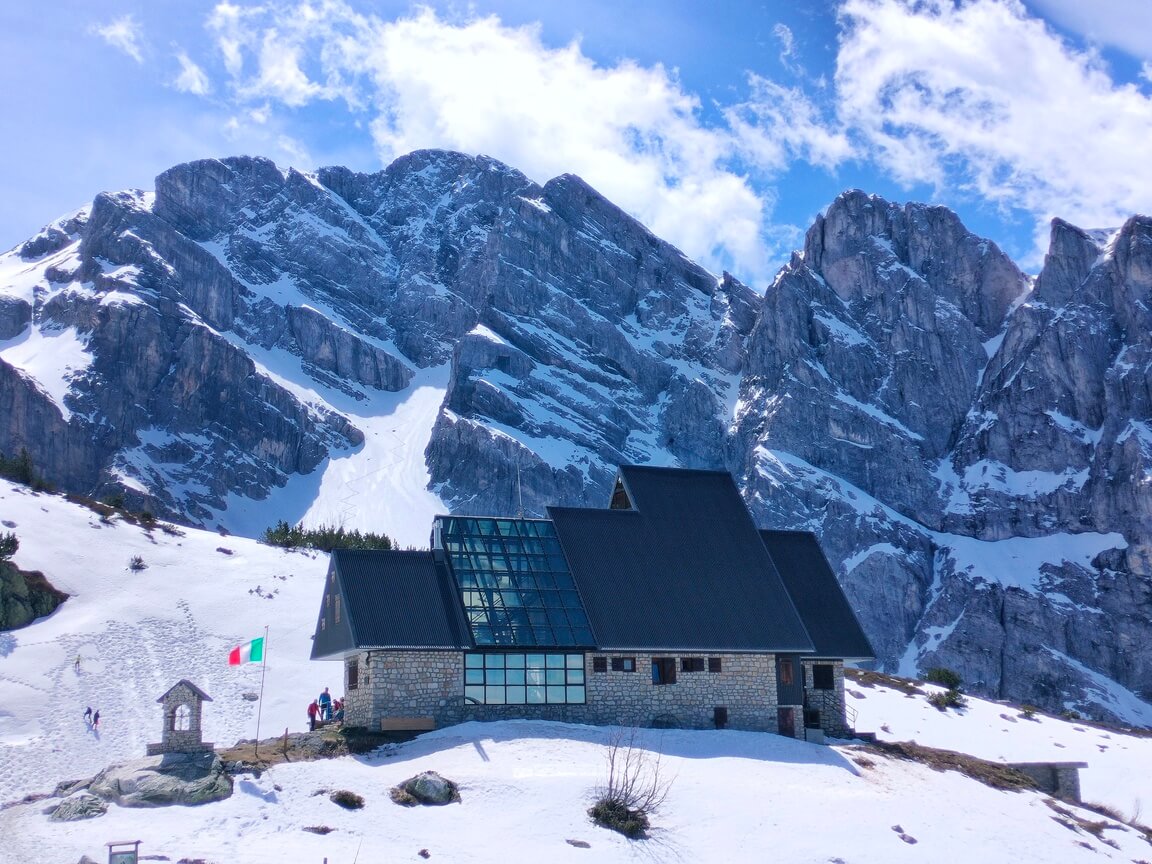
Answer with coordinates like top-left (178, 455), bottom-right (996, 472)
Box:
top-left (437, 516), bottom-right (595, 647)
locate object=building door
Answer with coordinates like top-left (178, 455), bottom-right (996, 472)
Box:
top-left (775, 654), bottom-right (803, 704)
top-left (777, 706), bottom-right (796, 738)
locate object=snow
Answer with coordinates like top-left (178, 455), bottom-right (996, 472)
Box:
top-left (3, 480), bottom-right (1152, 863)
top-left (0, 324), bottom-right (92, 421)
top-left (940, 531), bottom-right (1126, 597)
top-left (851, 674), bottom-right (1152, 819)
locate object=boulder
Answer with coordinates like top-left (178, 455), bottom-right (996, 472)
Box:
top-left (49, 793), bottom-right (107, 821)
top-left (88, 751), bottom-right (232, 807)
top-left (392, 770), bottom-right (459, 806)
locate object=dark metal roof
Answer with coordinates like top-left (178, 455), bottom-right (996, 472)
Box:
top-left (549, 466), bottom-right (814, 652)
top-left (759, 530), bottom-right (875, 660)
top-left (310, 549), bottom-right (471, 659)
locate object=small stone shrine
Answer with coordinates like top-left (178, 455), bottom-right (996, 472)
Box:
top-left (146, 680), bottom-right (214, 755)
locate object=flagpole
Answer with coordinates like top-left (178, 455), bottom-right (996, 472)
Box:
top-left (254, 625), bottom-right (269, 759)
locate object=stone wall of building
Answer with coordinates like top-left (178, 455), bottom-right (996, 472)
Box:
top-left (343, 650), bottom-right (463, 728)
top-left (800, 660), bottom-right (852, 737)
top-left (345, 650), bottom-right (785, 733)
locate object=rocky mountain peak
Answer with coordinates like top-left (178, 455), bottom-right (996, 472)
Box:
top-left (1, 152), bottom-right (1150, 724)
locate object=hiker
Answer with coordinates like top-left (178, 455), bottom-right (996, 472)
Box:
top-left (333, 699), bottom-right (344, 723)
top-left (307, 699), bottom-right (319, 731)
top-left (318, 687), bottom-right (332, 721)
top-left (83, 706), bottom-right (92, 723)
top-left (74, 654), bottom-right (81, 672)
top-left (92, 710), bottom-right (100, 730)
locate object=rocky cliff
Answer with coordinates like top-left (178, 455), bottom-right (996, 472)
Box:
top-left (1, 152), bottom-right (1149, 724)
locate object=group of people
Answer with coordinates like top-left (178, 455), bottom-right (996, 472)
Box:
top-left (306, 687), bottom-right (344, 730)
top-left (83, 706), bottom-right (100, 730)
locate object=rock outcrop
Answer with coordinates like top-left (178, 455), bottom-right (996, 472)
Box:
top-left (0, 560), bottom-right (68, 630)
top-left (87, 751), bottom-right (232, 807)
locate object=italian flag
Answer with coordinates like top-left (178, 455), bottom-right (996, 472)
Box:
top-left (228, 637), bottom-right (265, 666)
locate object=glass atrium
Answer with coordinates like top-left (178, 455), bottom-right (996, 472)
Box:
top-left (435, 516), bottom-right (595, 647)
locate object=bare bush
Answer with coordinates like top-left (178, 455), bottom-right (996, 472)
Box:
top-left (588, 729), bottom-right (673, 839)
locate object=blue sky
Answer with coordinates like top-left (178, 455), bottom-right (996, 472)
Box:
top-left (3, 0), bottom-right (1152, 285)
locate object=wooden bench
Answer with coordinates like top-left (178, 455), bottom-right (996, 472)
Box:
top-left (380, 716), bottom-right (436, 731)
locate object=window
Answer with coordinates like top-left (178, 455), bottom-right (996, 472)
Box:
top-left (172, 704), bottom-right (191, 732)
top-left (652, 657), bottom-right (677, 685)
top-left (346, 658), bottom-right (359, 690)
top-left (708, 657), bottom-right (722, 673)
top-left (681, 657), bottom-right (705, 673)
top-left (463, 653), bottom-right (586, 705)
top-left (438, 517), bottom-right (594, 647)
top-left (804, 708), bottom-right (821, 729)
top-left (592, 657), bottom-right (607, 673)
top-left (334, 595), bottom-right (341, 624)
top-left (611, 657), bottom-right (636, 672)
top-left (812, 664), bottom-right (834, 690)
top-left (778, 658), bottom-right (794, 686)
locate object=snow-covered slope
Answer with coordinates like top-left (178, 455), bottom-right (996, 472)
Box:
top-left (0, 479), bottom-right (332, 800)
top-left (3, 479), bottom-right (1152, 863)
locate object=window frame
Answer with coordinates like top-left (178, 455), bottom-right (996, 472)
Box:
top-left (346, 657), bottom-right (359, 690)
top-left (812, 663), bottom-right (835, 691)
top-left (651, 657), bottom-right (677, 686)
top-left (463, 652), bottom-right (586, 705)
top-left (681, 657), bottom-right (705, 673)
top-left (611, 657), bottom-right (636, 672)
top-left (708, 657), bottom-right (722, 673)
top-left (592, 656), bottom-right (607, 673)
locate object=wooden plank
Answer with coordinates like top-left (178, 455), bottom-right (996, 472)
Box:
top-left (380, 716), bottom-right (436, 731)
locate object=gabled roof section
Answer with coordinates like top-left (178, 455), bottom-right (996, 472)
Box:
top-left (156, 679), bottom-right (212, 703)
top-left (759, 530), bottom-right (875, 660)
top-left (550, 466), bottom-right (814, 652)
top-left (310, 550), bottom-right (471, 660)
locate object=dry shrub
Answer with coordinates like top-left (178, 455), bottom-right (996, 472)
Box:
top-left (588, 729), bottom-right (673, 839)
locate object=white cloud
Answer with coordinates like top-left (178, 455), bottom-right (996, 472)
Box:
top-left (198, 2), bottom-right (776, 279)
top-left (93, 14), bottom-right (145, 64)
top-left (1027, 0), bottom-right (1152, 63)
top-left (832, 0), bottom-right (1152, 259)
top-left (174, 51), bottom-right (211, 95)
top-left (727, 76), bottom-right (852, 172)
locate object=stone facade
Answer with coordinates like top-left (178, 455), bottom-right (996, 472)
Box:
top-left (1007, 762), bottom-right (1088, 803)
top-left (146, 680), bottom-right (214, 755)
top-left (800, 660), bottom-right (852, 737)
top-left (344, 649), bottom-right (855, 737)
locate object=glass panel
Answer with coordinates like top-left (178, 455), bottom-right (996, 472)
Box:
top-left (464, 654), bottom-right (484, 668)
top-left (506, 686), bottom-right (526, 704)
top-left (566, 686), bottom-right (585, 703)
top-left (546, 654), bottom-right (565, 668)
top-left (526, 654), bottom-right (546, 668)
top-left (566, 654), bottom-right (583, 668)
top-left (546, 669), bottom-right (565, 685)
top-left (485, 686), bottom-right (506, 704)
top-left (485, 669), bottom-right (506, 685)
top-left (546, 685), bottom-right (566, 703)
top-left (526, 668), bottom-right (545, 685)
top-left (484, 654), bottom-right (504, 668)
top-left (527, 685), bottom-right (546, 704)
top-left (566, 669), bottom-right (585, 685)
top-left (465, 685), bottom-right (486, 704)
top-left (465, 669), bottom-right (485, 685)
top-left (443, 516), bottom-right (592, 647)
top-left (506, 668), bottom-right (526, 685)
top-left (505, 653), bottom-right (525, 668)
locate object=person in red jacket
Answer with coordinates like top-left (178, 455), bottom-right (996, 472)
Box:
top-left (307, 699), bottom-right (319, 731)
